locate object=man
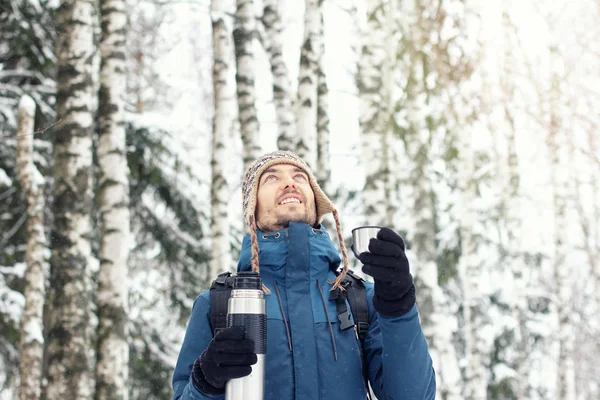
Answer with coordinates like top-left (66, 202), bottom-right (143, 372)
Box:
top-left (172, 151), bottom-right (436, 399)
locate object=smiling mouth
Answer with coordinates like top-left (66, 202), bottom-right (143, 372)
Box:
top-left (279, 197), bottom-right (302, 205)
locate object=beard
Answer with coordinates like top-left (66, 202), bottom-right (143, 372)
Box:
top-left (257, 204), bottom-right (317, 231)
top-left (275, 206), bottom-right (315, 228)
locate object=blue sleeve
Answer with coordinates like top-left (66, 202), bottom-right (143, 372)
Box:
top-left (363, 284), bottom-right (436, 400)
top-left (172, 294), bottom-right (225, 400)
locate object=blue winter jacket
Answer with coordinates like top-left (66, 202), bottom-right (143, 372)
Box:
top-left (172, 222), bottom-right (436, 399)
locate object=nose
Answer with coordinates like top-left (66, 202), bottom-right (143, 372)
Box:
top-left (281, 174), bottom-right (297, 189)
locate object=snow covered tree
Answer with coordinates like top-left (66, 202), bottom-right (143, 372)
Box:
top-left (95, 0), bottom-right (131, 398)
top-left (547, 46), bottom-right (576, 400)
top-left (16, 96), bottom-right (47, 400)
top-left (316, 5), bottom-right (331, 200)
top-left (295, 0), bottom-right (323, 169)
top-left (0, 0), bottom-right (57, 133)
top-left (357, 0), bottom-right (392, 226)
top-left (390, 0), bottom-right (481, 397)
top-left (233, 0), bottom-right (261, 173)
top-left (125, 123), bottom-right (212, 399)
top-left (44, 0), bottom-right (96, 397)
top-left (0, 1), bottom-right (56, 395)
top-left (261, 0), bottom-right (296, 152)
top-left (124, 0), bottom-right (170, 114)
top-left (210, 0), bottom-right (234, 275)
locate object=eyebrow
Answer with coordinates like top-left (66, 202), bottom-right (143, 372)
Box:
top-left (261, 167), bottom-right (307, 180)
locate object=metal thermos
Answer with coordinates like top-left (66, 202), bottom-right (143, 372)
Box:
top-left (225, 271), bottom-right (266, 400)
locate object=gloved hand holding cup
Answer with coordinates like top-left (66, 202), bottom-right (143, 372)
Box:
top-left (352, 226), bottom-right (416, 318)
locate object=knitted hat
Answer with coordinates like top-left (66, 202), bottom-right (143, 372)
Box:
top-left (242, 150), bottom-right (349, 291)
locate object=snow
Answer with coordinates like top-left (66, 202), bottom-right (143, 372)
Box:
top-left (0, 273), bottom-right (25, 324)
top-left (18, 95), bottom-right (35, 116)
top-left (22, 318), bottom-right (44, 344)
top-left (0, 169), bottom-right (11, 187)
top-left (1, 0), bottom-right (599, 398)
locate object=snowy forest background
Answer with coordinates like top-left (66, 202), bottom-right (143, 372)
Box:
top-left (1, 0), bottom-right (599, 399)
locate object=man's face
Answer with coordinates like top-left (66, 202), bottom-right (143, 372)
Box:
top-left (255, 164), bottom-right (317, 232)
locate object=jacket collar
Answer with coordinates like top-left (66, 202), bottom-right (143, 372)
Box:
top-left (237, 222), bottom-right (341, 274)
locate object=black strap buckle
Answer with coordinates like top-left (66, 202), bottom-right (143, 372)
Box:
top-left (338, 310), bottom-right (354, 330)
top-left (212, 271), bottom-right (231, 287)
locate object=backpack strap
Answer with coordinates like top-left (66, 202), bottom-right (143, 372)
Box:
top-left (337, 269), bottom-right (372, 400)
top-left (343, 270), bottom-right (370, 342)
top-left (209, 271), bottom-right (234, 336)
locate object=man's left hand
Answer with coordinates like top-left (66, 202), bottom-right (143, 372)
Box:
top-left (357, 227), bottom-right (416, 317)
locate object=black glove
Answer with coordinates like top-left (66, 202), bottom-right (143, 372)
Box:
top-left (192, 326), bottom-right (257, 395)
top-left (357, 227), bottom-right (416, 317)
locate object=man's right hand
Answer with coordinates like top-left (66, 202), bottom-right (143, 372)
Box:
top-left (192, 326), bottom-right (257, 395)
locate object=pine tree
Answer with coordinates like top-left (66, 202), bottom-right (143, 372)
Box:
top-left (126, 124), bottom-right (211, 399)
top-left (45, 0), bottom-right (96, 398)
top-left (95, 0), bottom-right (131, 398)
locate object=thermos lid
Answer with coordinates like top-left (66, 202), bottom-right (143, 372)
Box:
top-left (234, 271), bottom-right (262, 290)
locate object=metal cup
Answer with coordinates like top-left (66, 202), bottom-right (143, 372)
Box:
top-left (351, 226), bottom-right (383, 258)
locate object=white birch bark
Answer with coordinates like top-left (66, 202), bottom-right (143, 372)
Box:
top-left (458, 128), bottom-right (488, 400)
top-left (589, 130), bottom-right (600, 324)
top-left (547, 61), bottom-right (576, 400)
top-left (504, 108), bottom-right (533, 399)
top-left (358, 0), bottom-right (388, 225)
top-left (16, 95), bottom-right (47, 400)
top-left (95, 0), bottom-right (130, 398)
top-left (45, 1), bottom-right (95, 399)
top-left (211, 0), bottom-right (233, 275)
top-left (315, 6), bottom-right (333, 232)
top-left (381, 2), bottom-right (396, 226)
top-left (403, 61), bottom-right (462, 400)
top-left (234, 0), bottom-right (261, 173)
top-left (261, 0), bottom-right (295, 152)
top-left (295, 0), bottom-right (322, 169)
top-left (498, 17), bottom-right (531, 392)
top-left (315, 7), bottom-right (330, 196)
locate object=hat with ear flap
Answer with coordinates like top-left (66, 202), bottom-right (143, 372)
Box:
top-left (241, 150), bottom-right (350, 292)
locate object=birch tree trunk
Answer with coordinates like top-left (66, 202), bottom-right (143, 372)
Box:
top-left (45, 1), bottom-right (96, 399)
top-left (589, 130), bottom-right (600, 322)
top-left (261, 0), bottom-right (295, 152)
top-left (459, 129), bottom-right (488, 400)
top-left (315, 7), bottom-right (333, 232)
top-left (315, 8), bottom-right (330, 197)
top-left (95, 0), bottom-right (130, 398)
top-left (504, 107), bottom-right (533, 399)
top-left (358, 0), bottom-right (388, 225)
top-left (498, 15), bottom-right (531, 393)
top-left (234, 0), bottom-right (261, 173)
top-left (548, 60), bottom-right (576, 400)
top-left (211, 0), bottom-right (233, 275)
top-left (295, 0), bottom-right (322, 169)
top-left (16, 95), bottom-right (47, 400)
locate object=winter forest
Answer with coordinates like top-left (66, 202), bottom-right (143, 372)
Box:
top-left (0, 0), bottom-right (599, 399)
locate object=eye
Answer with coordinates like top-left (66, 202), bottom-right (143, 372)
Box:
top-left (264, 175), bottom-right (277, 182)
top-left (294, 174), bottom-right (308, 182)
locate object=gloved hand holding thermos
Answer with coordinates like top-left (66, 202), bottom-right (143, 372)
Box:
top-left (192, 271), bottom-right (266, 399)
